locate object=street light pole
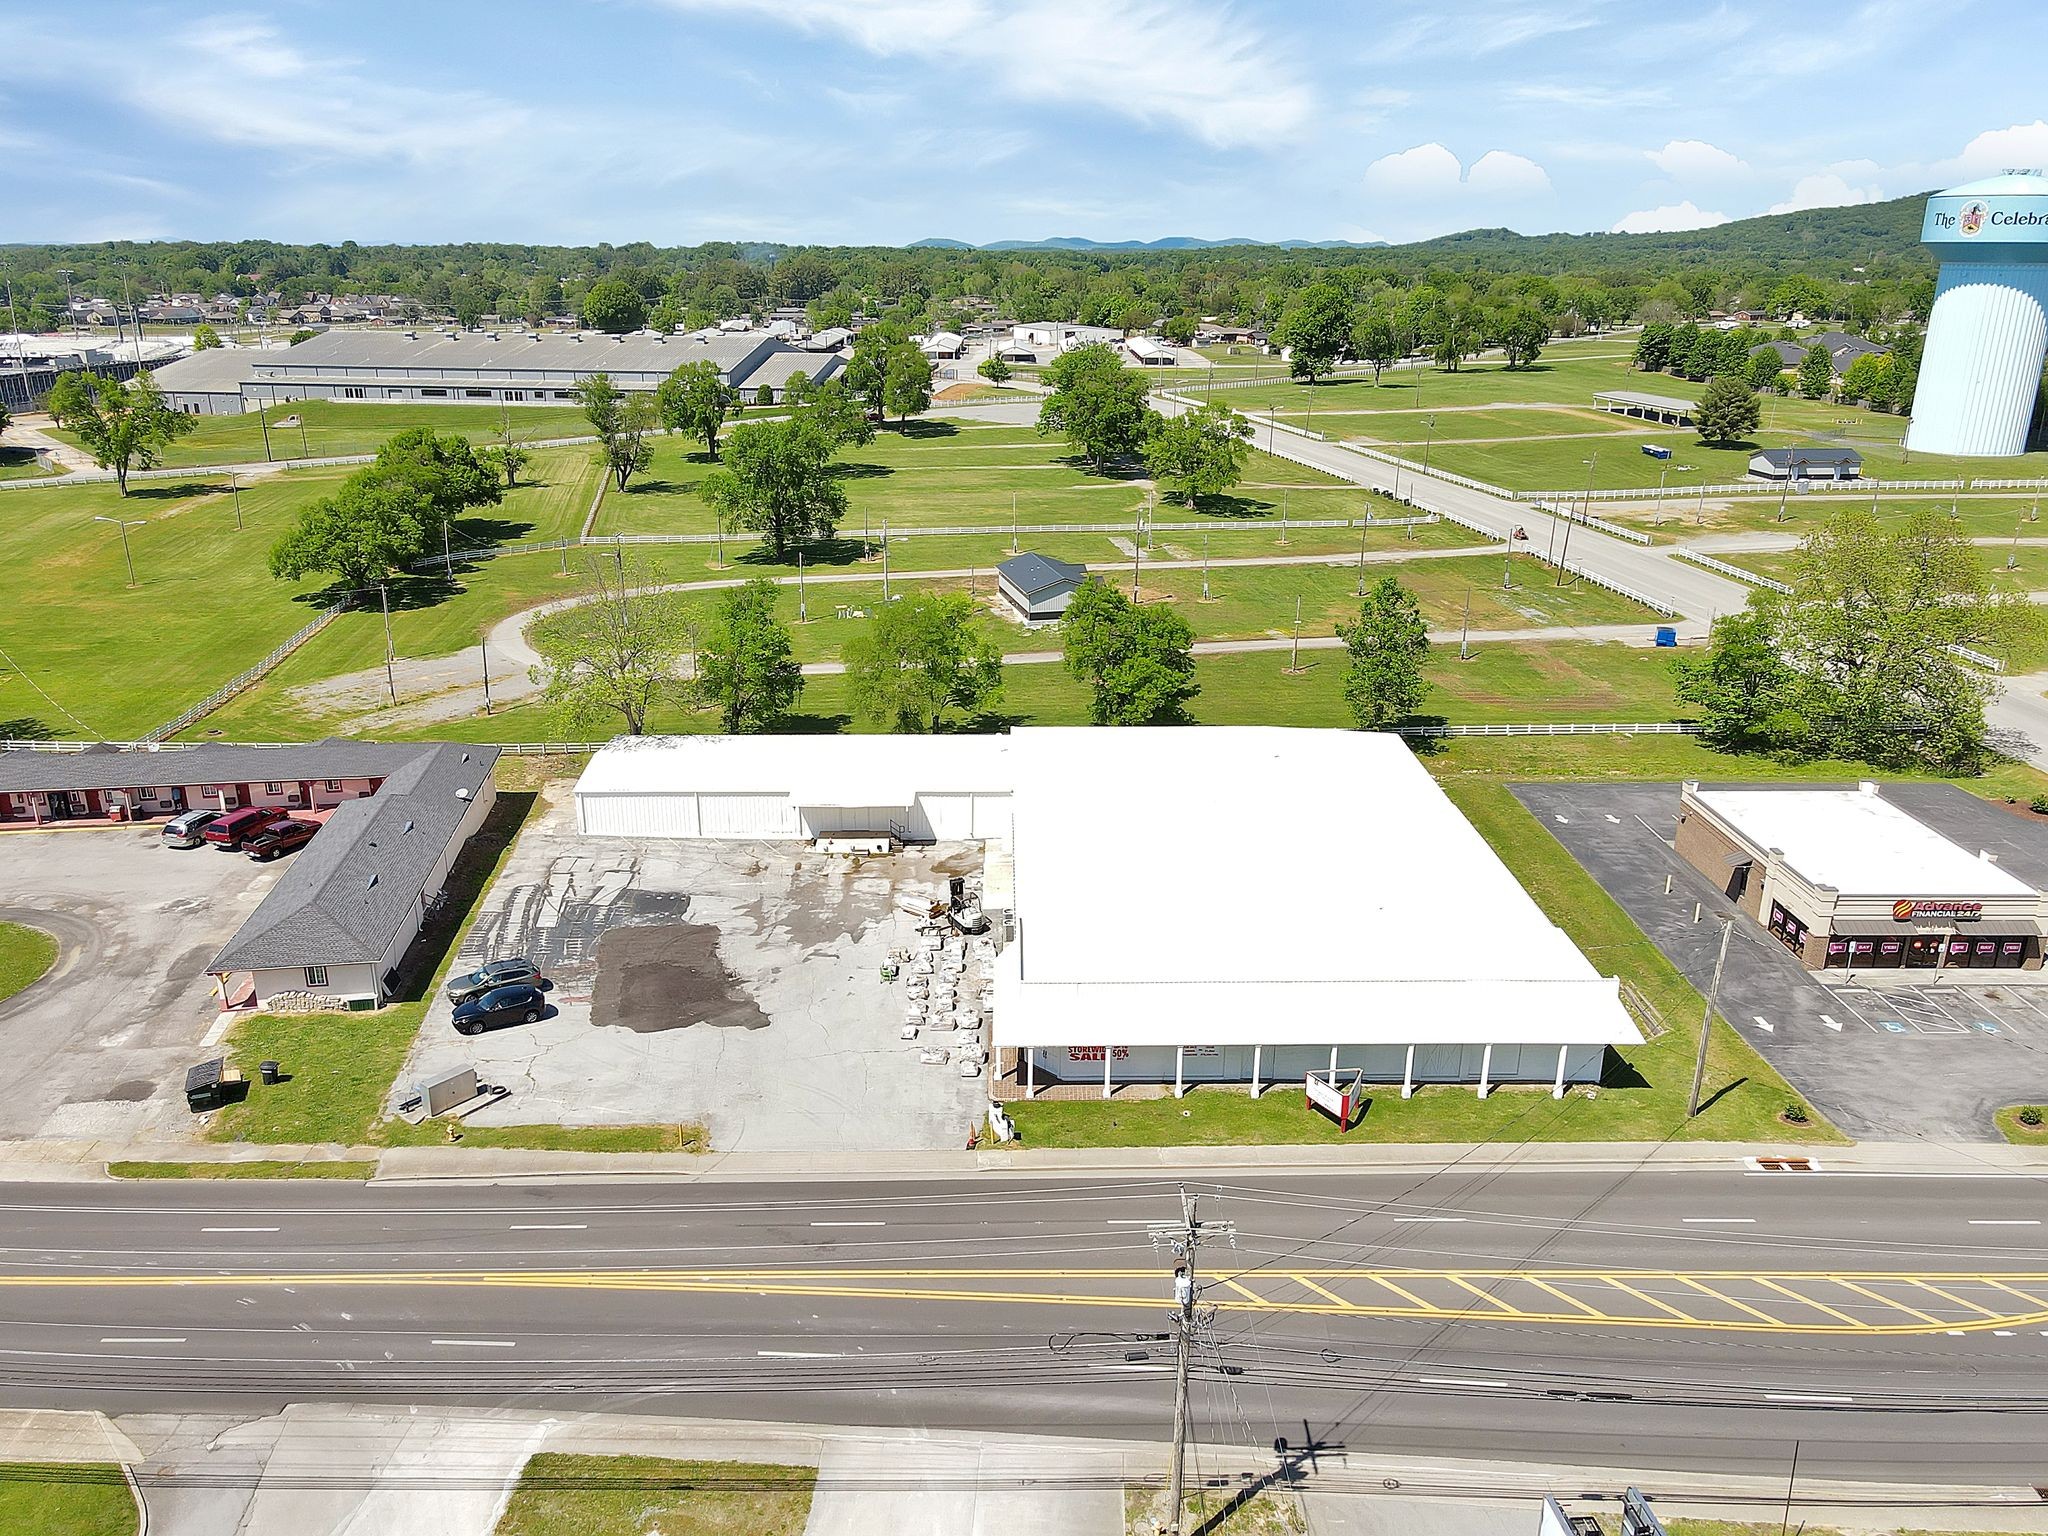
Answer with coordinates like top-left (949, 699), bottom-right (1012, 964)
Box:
top-left (1689, 917), bottom-right (1735, 1117)
top-left (92, 515), bottom-right (145, 588)
top-left (377, 582), bottom-right (397, 705)
top-left (229, 472), bottom-right (244, 531)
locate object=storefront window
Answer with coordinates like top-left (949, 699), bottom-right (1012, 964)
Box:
top-left (1906, 935), bottom-right (1942, 968)
top-left (1824, 938), bottom-right (1849, 968)
top-left (1849, 938), bottom-right (1876, 966)
top-left (1999, 940), bottom-right (2028, 969)
top-left (1876, 938), bottom-right (1905, 966)
top-left (1767, 902), bottom-right (1807, 957)
top-left (1947, 938), bottom-right (1973, 967)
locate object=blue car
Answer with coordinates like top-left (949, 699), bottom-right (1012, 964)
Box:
top-left (451, 983), bottom-right (545, 1036)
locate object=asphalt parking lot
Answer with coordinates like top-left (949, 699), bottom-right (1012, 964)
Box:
top-left (1513, 781), bottom-right (2048, 1141)
top-left (0, 825), bottom-right (284, 1140)
top-left (396, 784), bottom-right (990, 1152)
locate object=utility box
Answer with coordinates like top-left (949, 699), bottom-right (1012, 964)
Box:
top-left (1654, 626), bottom-right (1677, 647)
top-left (418, 1066), bottom-right (480, 1117)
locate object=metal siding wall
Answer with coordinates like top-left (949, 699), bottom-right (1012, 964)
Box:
top-left (698, 792), bottom-right (800, 839)
top-left (1907, 264), bottom-right (2048, 456)
top-left (971, 793), bottom-right (1014, 842)
top-left (916, 793), bottom-right (975, 840)
top-left (578, 793), bottom-right (702, 838)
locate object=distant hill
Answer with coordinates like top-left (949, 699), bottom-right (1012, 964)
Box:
top-left (910, 235), bottom-right (1386, 251)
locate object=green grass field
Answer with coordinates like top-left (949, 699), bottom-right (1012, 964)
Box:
top-left (1604, 491), bottom-right (2048, 538)
top-left (51, 398), bottom-right (597, 468)
top-left (492, 1456), bottom-right (815, 1536)
top-left (109, 1158), bottom-right (377, 1179)
top-left (0, 921), bottom-right (57, 1004)
top-left (0, 446), bottom-right (60, 480)
top-left (0, 1464), bottom-right (137, 1536)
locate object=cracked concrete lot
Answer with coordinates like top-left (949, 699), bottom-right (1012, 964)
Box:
top-left (395, 784), bottom-right (989, 1151)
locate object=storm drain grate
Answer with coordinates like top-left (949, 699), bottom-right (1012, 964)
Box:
top-left (1746, 1155), bottom-right (1819, 1173)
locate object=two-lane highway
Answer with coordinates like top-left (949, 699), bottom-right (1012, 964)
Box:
top-left (2, 1165), bottom-right (2046, 1487)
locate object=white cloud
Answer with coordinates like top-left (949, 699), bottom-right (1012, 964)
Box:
top-left (1610, 201), bottom-right (1729, 233)
top-left (1363, 142), bottom-right (1551, 198)
top-left (1467, 150), bottom-right (1552, 197)
top-left (1948, 120), bottom-right (2048, 179)
top-left (1648, 139), bottom-right (1748, 180)
top-left (654, 0), bottom-right (1313, 148)
top-left (1768, 171), bottom-right (1885, 214)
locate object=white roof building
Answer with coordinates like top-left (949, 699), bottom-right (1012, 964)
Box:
top-left (1689, 786), bottom-right (2030, 899)
top-left (573, 728), bottom-right (1637, 1097)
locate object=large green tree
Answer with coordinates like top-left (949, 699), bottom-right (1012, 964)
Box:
top-left (191, 324), bottom-right (222, 351)
top-left (655, 358), bottom-right (735, 459)
top-left (1673, 610), bottom-right (1802, 752)
top-left (844, 590), bottom-right (1003, 733)
top-left (369, 425), bottom-right (502, 533)
top-left (1796, 343), bottom-right (1834, 400)
top-left (1275, 282), bottom-right (1351, 383)
top-left (1349, 312), bottom-right (1399, 381)
top-left (1036, 343), bottom-right (1158, 471)
top-left (575, 372), bottom-right (656, 490)
top-left (1336, 576), bottom-right (1430, 731)
top-left (1059, 576), bottom-right (1199, 725)
top-left (700, 416), bottom-right (847, 558)
top-left (1494, 304), bottom-right (1550, 369)
top-left (698, 576), bottom-right (803, 733)
top-left (42, 371), bottom-right (192, 495)
top-left (1693, 372), bottom-right (1762, 445)
top-left (1142, 401), bottom-right (1252, 507)
top-left (882, 344), bottom-right (934, 423)
top-left (268, 472), bottom-right (433, 594)
top-left (529, 559), bottom-right (691, 736)
top-left (580, 277), bottom-right (647, 335)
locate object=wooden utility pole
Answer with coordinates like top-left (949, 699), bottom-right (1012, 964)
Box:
top-left (1690, 917), bottom-right (1735, 1117)
top-left (1150, 1190), bottom-right (1234, 1536)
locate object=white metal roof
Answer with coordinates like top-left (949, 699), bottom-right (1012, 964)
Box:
top-left (576, 734), bottom-right (1010, 805)
top-left (1692, 787), bottom-right (2032, 898)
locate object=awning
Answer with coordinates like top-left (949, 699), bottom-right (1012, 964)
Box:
top-left (1830, 916), bottom-right (2042, 938)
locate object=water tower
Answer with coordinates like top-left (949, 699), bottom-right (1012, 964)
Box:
top-left (1905, 171), bottom-right (2048, 457)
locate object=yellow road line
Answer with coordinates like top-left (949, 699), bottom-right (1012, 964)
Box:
top-left (1829, 1278), bottom-right (1944, 1326)
top-left (1600, 1276), bottom-right (1702, 1323)
top-left (1906, 1279), bottom-right (2002, 1317)
top-left (1753, 1278), bottom-right (1870, 1328)
top-left (1355, 1274), bottom-right (1436, 1310)
top-left (1672, 1276), bottom-right (1783, 1326)
top-left (1443, 1275), bottom-right (1524, 1314)
top-left (1516, 1277), bottom-right (1605, 1317)
top-left (1220, 1278), bottom-right (1266, 1304)
top-left (1291, 1275), bottom-right (1348, 1306)
top-left (1973, 1278), bottom-right (2048, 1314)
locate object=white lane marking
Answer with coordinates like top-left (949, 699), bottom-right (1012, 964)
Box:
top-left (431, 1339), bottom-right (517, 1348)
top-left (758, 1350), bottom-right (842, 1358)
top-left (1105, 1220), bottom-right (1158, 1226)
top-left (1401, 1216), bottom-right (1468, 1224)
top-left (1969, 1219), bottom-right (2042, 1226)
top-left (1604, 815), bottom-right (1621, 824)
top-left (1765, 1393), bottom-right (1853, 1404)
top-left (810, 1221), bottom-right (886, 1228)
top-left (509, 1223), bottom-right (587, 1231)
top-left (100, 1337), bottom-right (185, 1345)
top-left (1681, 1217), bottom-right (1756, 1224)
top-left (1995, 1330), bottom-right (2017, 1337)
top-left (1819, 1015), bottom-right (1843, 1032)
top-left (202, 1226), bottom-right (278, 1233)
top-left (1418, 1376), bottom-right (1513, 1391)
top-left (1751, 1016), bottom-right (1774, 1032)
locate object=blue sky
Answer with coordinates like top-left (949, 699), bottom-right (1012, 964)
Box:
top-left (3, 1), bottom-right (2047, 248)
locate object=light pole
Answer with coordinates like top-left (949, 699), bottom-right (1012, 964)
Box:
top-left (1420, 413), bottom-right (1438, 479)
top-left (1201, 531), bottom-right (1211, 602)
top-left (376, 582), bottom-right (397, 705)
top-left (1689, 916), bottom-right (1736, 1117)
top-left (91, 515), bottom-right (145, 588)
top-left (797, 551), bottom-right (808, 622)
top-left (228, 472), bottom-right (244, 531)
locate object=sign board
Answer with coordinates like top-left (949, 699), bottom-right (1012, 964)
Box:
top-left (1892, 899), bottom-right (1983, 920)
top-left (1305, 1068), bottom-right (1365, 1131)
top-left (1924, 192), bottom-right (2048, 246)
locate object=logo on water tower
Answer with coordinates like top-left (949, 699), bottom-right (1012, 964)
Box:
top-left (1960, 200), bottom-right (1990, 236)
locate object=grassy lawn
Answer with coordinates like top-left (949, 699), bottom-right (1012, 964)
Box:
top-left (1994, 1105), bottom-right (2048, 1144)
top-left (0, 446), bottom-right (60, 480)
top-left (1350, 405), bottom-right (1647, 444)
top-left (1127, 1483), bottom-right (1303, 1536)
top-left (0, 1463), bottom-right (137, 1536)
top-left (1605, 491), bottom-right (2048, 538)
top-left (493, 1455), bottom-right (815, 1536)
top-left (109, 1158), bottom-right (377, 1179)
top-left (0, 921), bottom-right (57, 1004)
top-left (52, 399), bottom-right (597, 468)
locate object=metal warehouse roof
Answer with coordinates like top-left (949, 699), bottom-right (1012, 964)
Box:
top-left (256, 330), bottom-right (771, 378)
top-left (146, 347), bottom-right (263, 395)
top-left (207, 743), bottom-right (501, 973)
top-left (0, 740), bottom-right (432, 795)
top-left (1691, 787), bottom-right (2032, 899)
top-left (1593, 389), bottom-right (1695, 413)
top-left (996, 552), bottom-right (1086, 597)
top-left (577, 733), bottom-right (1009, 807)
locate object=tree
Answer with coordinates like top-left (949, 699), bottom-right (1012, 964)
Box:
top-left (1059, 577), bottom-right (1200, 725)
top-left (785, 376), bottom-right (874, 449)
top-left (1143, 401), bottom-right (1252, 507)
top-left (580, 277), bottom-right (647, 335)
top-left (1838, 352), bottom-right (1891, 406)
top-left (528, 559), bottom-right (691, 736)
top-left (41, 371), bottom-right (192, 496)
top-left (700, 416), bottom-right (847, 559)
top-left (1770, 276), bottom-right (1830, 321)
top-left (575, 372), bottom-right (656, 490)
top-left (268, 471), bottom-right (433, 593)
top-left (697, 576), bottom-right (802, 733)
top-left (287, 328), bottom-right (318, 345)
top-left (881, 344), bottom-right (934, 424)
top-left (844, 320), bottom-right (909, 418)
top-left (1350, 312), bottom-right (1399, 381)
top-left (1796, 344), bottom-right (1834, 401)
top-left (655, 359), bottom-right (735, 459)
top-left (1162, 313), bottom-right (1197, 347)
top-left (368, 425), bottom-right (503, 534)
top-left (1693, 373), bottom-right (1761, 445)
top-left (844, 591), bottom-right (1003, 733)
top-left (1036, 343), bottom-right (1159, 471)
top-left (481, 408), bottom-right (534, 489)
top-left (192, 324), bottom-right (222, 351)
top-left (1275, 282), bottom-right (1351, 383)
top-left (647, 297), bottom-right (683, 335)
top-left (0, 399), bottom-right (9, 438)
top-left (1743, 348), bottom-right (1784, 391)
top-left (1673, 610), bottom-right (1802, 752)
top-left (1633, 322), bottom-right (1674, 373)
top-left (1494, 304), bottom-right (1550, 369)
top-left (977, 355), bottom-right (1012, 383)
top-left (1336, 576), bottom-right (1430, 731)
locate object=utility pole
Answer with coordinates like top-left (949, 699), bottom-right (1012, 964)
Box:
top-left (1458, 586), bottom-right (1473, 661)
top-left (1132, 512), bottom-right (1143, 599)
top-left (1289, 595), bottom-right (1302, 673)
top-left (1012, 490), bottom-right (1019, 553)
top-left (442, 517), bottom-right (454, 580)
top-left (376, 582), bottom-right (399, 704)
top-left (1279, 487), bottom-right (1289, 546)
top-left (1356, 515), bottom-right (1369, 596)
top-left (798, 550), bottom-right (808, 622)
top-left (229, 472), bottom-right (244, 531)
top-left (92, 515), bottom-right (146, 588)
top-left (1201, 531), bottom-right (1211, 602)
top-left (1689, 916), bottom-right (1735, 1117)
top-left (480, 639), bottom-right (493, 715)
top-left (1150, 1189), bottom-right (1234, 1536)
top-left (882, 519), bottom-right (891, 601)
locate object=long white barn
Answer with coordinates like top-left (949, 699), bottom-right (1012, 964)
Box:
top-left (573, 728), bottom-right (1638, 1098)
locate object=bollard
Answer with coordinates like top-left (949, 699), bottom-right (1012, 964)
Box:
top-left (1665, 873), bottom-right (1673, 894)
top-left (1693, 902), bottom-right (1701, 922)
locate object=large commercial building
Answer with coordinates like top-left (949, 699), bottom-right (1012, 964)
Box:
top-left (1676, 781), bottom-right (2047, 971)
top-left (574, 728), bottom-right (1639, 1097)
top-left (148, 329), bottom-right (845, 416)
top-left (1906, 172), bottom-right (2048, 458)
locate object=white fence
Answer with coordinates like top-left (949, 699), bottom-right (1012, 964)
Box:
top-left (1674, 548), bottom-right (1791, 593)
top-left (1396, 721), bottom-right (1699, 738)
top-left (143, 600), bottom-right (349, 743)
top-left (1517, 477), bottom-right (1969, 503)
top-left (1528, 498), bottom-right (1652, 545)
top-left (1973, 478), bottom-right (2048, 491)
top-left (1340, 442), bottom-right (1515, 498)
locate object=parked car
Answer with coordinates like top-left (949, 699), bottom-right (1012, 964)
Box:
top-left (202, 806), bottom-right (285, 850)
top-left (451, 983), bottom-right (545, 1035)
top-left (243, 818), bottom-right (318, 861)
top-left (445, 957), bottom-right (543, 1006)
top-left (161, 809), bottom-right (222, 849)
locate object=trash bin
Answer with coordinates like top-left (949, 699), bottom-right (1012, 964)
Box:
top-left (1654, 626), bottom-right (1677, 648)
top-left (259, 1060), bottom-right (281, 1085)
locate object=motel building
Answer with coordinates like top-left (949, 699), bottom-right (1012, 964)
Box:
top-left (1676, 781), bottom-right (2048, 972)
top-left (574, 727), bottom-right (1640, 1100)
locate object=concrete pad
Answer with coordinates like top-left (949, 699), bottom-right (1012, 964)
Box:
top-left (1303, 1492), bottom-right (1530, 1536)
top-left (803, 1435), bottom-right (1123, 1536)
top-left (0, 1406), bottom-right (142, 1465)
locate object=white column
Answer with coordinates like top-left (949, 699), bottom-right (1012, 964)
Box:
top-left (1025, 1049), bottom-right (1035, 1098)
top-left (1401, 1044), bottom-right (1415, 1100)
top-left (1477, 1044), bottom-right (1493, 1099)
top-left (1552, 1044), bottom-right (1569, 1100)
top-left (1250, 1044), bottom-right (1262, 1098)
top-left (1174, 1046), bottom-right (1185, 1099)
top-left (1103, 1048), bottom-right (1113, 1100)
top-left (1328, 1045), bottom-right (1339, 1075)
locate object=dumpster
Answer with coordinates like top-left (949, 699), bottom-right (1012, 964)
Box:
top-left (1654, 626), bottom-right (1678, 647)
top-left (183, 1057), bottom-right (245, 1113)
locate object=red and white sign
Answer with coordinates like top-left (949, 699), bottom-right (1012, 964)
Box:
top-left (1893, 899), bottom-right (1984, 920)
top-left (1305, 1069), bottom-right (1364, 1130)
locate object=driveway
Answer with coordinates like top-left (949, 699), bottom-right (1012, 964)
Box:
top-left (1511, 782), bottom-right (2048, 1141)
top-left (0, 826), bottom-right (286, 1140)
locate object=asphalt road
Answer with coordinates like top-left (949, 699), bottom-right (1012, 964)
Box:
top-left (3, 1166), bottom-right (2047, 1488)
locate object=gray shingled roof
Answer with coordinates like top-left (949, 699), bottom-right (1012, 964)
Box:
top-left (997, 552), bottom-right (1087, 598)
top-left (1752, 447), bottom-right (1862, 467)
top-left (0, 740), bottom-right (430, 796)
top-left (207, 743), bottom-right (500, 973)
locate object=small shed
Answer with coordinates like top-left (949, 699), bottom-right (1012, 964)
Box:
top-left (997, 553), bottom-right (1087, 623)
top-left (1748, 447), bottom-right (1862, 481)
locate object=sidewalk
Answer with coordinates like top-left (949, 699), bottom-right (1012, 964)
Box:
top-left (8, 1134), bottom-right (2048, 1185)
